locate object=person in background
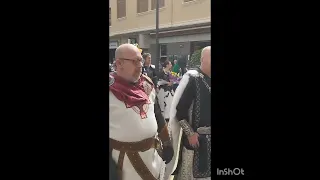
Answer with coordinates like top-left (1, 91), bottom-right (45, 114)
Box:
top-left (172, 60), bottom-right (181, 74)
top-left (157, 60), bottom-right (174, 122)
top-left (142, 53), bottom-right (158, 88)
top-left (171, 60), bottom-right (181, 92)
top-left (159, 57), bottom-right (168, 71)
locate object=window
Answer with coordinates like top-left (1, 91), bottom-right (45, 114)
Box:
top-left (109, 8), bottom-right (111, 26)
top-left (160, 44), bottom-right (167, 57)
top-left (151, 0), bottom-right (165, 10)
top-left (117, 0), bottom-right (126, 19)
top-left (137, 0), bottom-right (148, 13)
top-left (128, 38), bottom-right (137, 44)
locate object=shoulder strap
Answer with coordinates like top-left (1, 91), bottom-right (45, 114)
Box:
top-left (141, 74), bottom-right (154, 86)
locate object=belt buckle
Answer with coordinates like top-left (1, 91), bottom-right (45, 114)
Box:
top-left (156, 141), bottom-right (161, 149)
top-left (154, 136), bottom-right (161, 148)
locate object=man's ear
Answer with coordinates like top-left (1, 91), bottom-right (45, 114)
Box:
top-left (115, 59), bottom-right (122, 67)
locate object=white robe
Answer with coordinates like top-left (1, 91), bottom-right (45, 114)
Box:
top-left (157, 80), bottom-right (174, 120)
top-left (110, 88), bottom-right (165, 180)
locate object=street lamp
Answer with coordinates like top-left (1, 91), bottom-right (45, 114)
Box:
top-left (155, 0), bottom-right (160, 73)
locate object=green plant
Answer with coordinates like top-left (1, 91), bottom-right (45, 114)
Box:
top-left (188, 48), bottom-right (203, 68)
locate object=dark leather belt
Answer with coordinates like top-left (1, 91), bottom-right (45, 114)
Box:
top-left (110, 137), bottom-right (160, 152)
top-left (110, 137), bottom-right (161, 180)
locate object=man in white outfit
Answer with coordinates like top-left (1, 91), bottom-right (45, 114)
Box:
top-left (109, 44), bottom-right (174, 180)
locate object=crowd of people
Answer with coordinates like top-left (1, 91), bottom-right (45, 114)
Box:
top-left (109, 43), bottom-right (211, 180)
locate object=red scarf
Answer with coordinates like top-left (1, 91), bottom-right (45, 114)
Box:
top-left (109, 73), bottom-right (153, 118)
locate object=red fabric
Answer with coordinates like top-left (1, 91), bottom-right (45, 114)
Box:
top-left (109, 73), bottom-right (154, 118)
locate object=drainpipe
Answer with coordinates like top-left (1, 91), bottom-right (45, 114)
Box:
top-left (155, 0), bottom-right (160, 73)
top-left (171, 0), bottom-right (173, 26)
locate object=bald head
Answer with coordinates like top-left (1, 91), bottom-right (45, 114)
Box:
top-left (200, 46), bottom-right (211, 77)
top-left (114, 43), bottom-right (143, 82)
top-left (201, 46), bottom-right (211, 61)
top-left (115, 43), bottom-right (140, 59)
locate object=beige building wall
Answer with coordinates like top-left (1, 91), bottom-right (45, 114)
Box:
top-left (110, 0), bottom-right (172, 36)
top-left (110, 0), bottom-right (211, 37)
top-left (110, 35), bottom-right (136, 44)
top-left (172, 0), bottom-right (211, 25)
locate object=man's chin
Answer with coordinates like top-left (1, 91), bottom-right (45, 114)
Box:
top-left (131, 76), bottom-right (140, 83)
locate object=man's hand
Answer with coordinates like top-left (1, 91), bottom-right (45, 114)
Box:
top-left (188, 133), bottom-right (199, 148)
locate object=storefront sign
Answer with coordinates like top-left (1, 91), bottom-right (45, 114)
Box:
top-left (109, 41), bottom-right (118, 49)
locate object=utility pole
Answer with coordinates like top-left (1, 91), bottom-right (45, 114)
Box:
top-left (155, 0), bottom-right (160, 73)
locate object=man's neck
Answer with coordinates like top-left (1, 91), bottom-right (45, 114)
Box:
top-left (144, 63), bottom-right (151, 67)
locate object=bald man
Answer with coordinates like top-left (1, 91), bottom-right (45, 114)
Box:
top-left (164, 46), bottom-right (211, 180)
top-left (109, 44), bottom-right (173, 180)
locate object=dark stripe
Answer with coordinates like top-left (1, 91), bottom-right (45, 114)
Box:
top-left (117, 151), bottom-right (125, 180)
top-left (126, 152), bottom-right (157, 180)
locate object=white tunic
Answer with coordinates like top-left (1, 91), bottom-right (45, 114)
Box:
top-left (110, 88), bottom-right (164, 180)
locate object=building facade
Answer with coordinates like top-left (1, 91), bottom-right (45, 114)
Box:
top-left (109, 0), bottom-right (211, 64)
